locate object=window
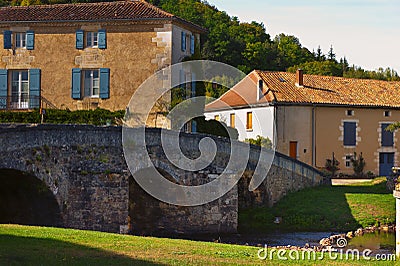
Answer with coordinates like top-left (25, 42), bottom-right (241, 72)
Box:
top-left (0, 69), bottom-right (40, 110)
top-left (76, 29), bottom-right (106, 49)
top-left (246, 112), bottom-right (253, 130)
top-left (381, 123), bottom-right (394, 147)
top-left (230, 113), bottom-right (235, 128)
top-left (345, 154), bottom-right (353, 168)
top-left (11, 70), bottom-right (29, 108)
top-left (214, 115), bottom-right (220, 121)
top-left (181, 31), bottom-right (186, 51)
top-left (343, 121), bottom-right (356, 146)
top-left (15, 32), bottom-right (26, 48)
top-left (384, 111), bottom-right (391, 117)
top-left (86, 32), bottom-right (98, 48)
top-left (71, 68), bottom-right (110, 100)
top-left (83, 70), bottom-right (100, 97)
top-left (346, 110), bottom-right (354, 116)
top-left (190, 34), bottom-right (195, 54)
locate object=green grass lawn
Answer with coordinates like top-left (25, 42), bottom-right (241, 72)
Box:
top-left (0, 224), bottom-right (397, 265)
top-left (240, 178), bottom-right (395, 232)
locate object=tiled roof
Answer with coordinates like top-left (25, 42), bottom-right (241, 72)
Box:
top-left (0, 0), bottom-right (205, 32)
top-left (205, 70), bottom-right (400, 111)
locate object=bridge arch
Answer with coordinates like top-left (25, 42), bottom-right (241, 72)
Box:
top-left (0, 168), bottom-right (61, 226)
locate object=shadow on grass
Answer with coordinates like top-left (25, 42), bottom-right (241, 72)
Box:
top-left (0, 234), bottom-right (162, 265)
top-left (239, 180), bottom-right (394, 233)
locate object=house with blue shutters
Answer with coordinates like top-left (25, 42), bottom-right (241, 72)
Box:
top-left (0, 0), bottom-right (204, 112)
top-left (205, 70), bottom-right (400, 176)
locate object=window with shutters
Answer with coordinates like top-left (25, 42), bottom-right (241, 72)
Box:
top-left (71, 68), bottom-right (110, 100)
top-left (76, 29), bottom-right (106, 49)
top-left (0, 69), bottom-right (41, 110)
top-left (343, 121), bottom-right (357, 146)
top-left (3, 31), bottom-right (34, 50)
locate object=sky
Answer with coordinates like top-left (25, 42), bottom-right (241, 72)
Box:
top-left (210, 0), bottom-right (400, 72)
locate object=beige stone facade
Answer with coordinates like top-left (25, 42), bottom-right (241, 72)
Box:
top-left (0, 2), bottom-right (203, 114)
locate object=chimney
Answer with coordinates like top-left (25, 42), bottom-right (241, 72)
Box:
top-left (296, 69), bottom-right (304, 87)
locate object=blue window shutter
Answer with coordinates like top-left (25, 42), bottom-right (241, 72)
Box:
top-left (99, 68), bottom-right (110, 99)
top-left (344, 122), bottom-right (356, 146)
top-left (98, 29), bottom-right (107, 49)
top-left (71, 68), bottom-right (82, 99)
top-left (0, 69), bottom-right (7, 109)
top-left (29, 69), bottom-right (41, 108)
top-left (382, 123), bottom-right (394, 147)
top-left (76, 30), bottom-right (84, 49)
top-left (191, 72), bottom-right (196, 97)
top-left (181, 31), bottom-right (186, 51)
top-left (3, 30), bottom-right (12, 49)
top-left (26, 30), bottom-right (35, 50)
top-left (190, 34), bottom-right (195, 54)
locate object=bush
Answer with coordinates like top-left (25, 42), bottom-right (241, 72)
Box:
top-left (244, 135), bottom-right (273, 149)
top-left (0, 108), bottom-right (125, 125)
top-left (195, 116), bottom-right (238, 139)
top-left (351, 152), bottom-right (366, 177)
top-left (325, 153), bottom-right (340, 177)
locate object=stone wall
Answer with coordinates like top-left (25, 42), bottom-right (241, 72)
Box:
top-left (239, 150), bottom-right (328, 209)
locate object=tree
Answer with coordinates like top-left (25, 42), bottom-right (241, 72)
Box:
top-left (327, 45), bottom-right (336, 61)
top-left (287, 60), bottom-right (343, 77)
top-left (325, 153), bottom-right (339, 177)
top-left (244, 135), bottom-right (273, 149)
top-left (351, 152), bottom-right (365, 177)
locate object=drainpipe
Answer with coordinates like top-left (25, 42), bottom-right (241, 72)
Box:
top-left (312, 106), bottom-right (316, 167)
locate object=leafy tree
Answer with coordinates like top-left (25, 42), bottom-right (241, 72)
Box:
top-left (244, 135), bottom-right (273, 149)
top-left (288, 60), bottom-right (343, 76)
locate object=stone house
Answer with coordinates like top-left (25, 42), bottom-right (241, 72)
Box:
top-left (205, 69), bottom-right (400, 176)
top-left (0, 0), bottom-right (204, 115)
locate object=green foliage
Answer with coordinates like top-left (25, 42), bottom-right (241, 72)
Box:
top-left (351, 152), bottom-right (366, 177)
top-left (325, 153), bottom-right (340, 177)
top-left (195, 116), bottom-right (238, 140)
top-left (244, 135), bottom-right (272, 149)
top-left (0, 108), bottom-right (124, 125)
top-left (288, 60), bottom-right (343, 76)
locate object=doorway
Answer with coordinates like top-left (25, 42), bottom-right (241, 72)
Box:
top-left (379, 152), bottom-right (394, 176)
top-left (289, 141), bottom-right (297, 159)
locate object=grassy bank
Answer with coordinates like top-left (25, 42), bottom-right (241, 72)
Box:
top-left (0, 224), bottom-right (396, 265)
top-left (240, 178), bottom-right (395, 232)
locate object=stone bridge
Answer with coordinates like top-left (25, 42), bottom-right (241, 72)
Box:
top-left (0, 124), bottom-right (327, 235)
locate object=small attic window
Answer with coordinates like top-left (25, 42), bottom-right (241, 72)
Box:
top-left (384, 111), bottom-right (391, 117)
top-left (346, 110), bottom-right (354, 116)
top-left (279, 77), bottom-right (286, 82)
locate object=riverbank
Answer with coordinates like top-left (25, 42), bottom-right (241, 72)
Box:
top-left (239, 177), bottom-right (395, 233)
top-left (0, 224), bottom-right (395, 265)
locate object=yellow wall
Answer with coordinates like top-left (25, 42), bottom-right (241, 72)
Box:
top-left (276, 105), bottom-right (313, 165)
top-left (315, 107), bottom-right (400, 175)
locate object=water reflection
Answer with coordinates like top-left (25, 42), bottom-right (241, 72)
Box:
top-left (347, 231), bottom-right (395, 254)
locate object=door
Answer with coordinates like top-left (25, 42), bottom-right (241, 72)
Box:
top-left (379, 152), bottom-right (394, 176)
top-left (289, 141), bottom-right (297, 159)
top-left (11, 70), bottom-right (29, 109)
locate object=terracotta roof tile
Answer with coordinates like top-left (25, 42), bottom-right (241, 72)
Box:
top-left (205, 70), bottom-right (400, 110)
top-left (0, 0), bottom-right (205, 32)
